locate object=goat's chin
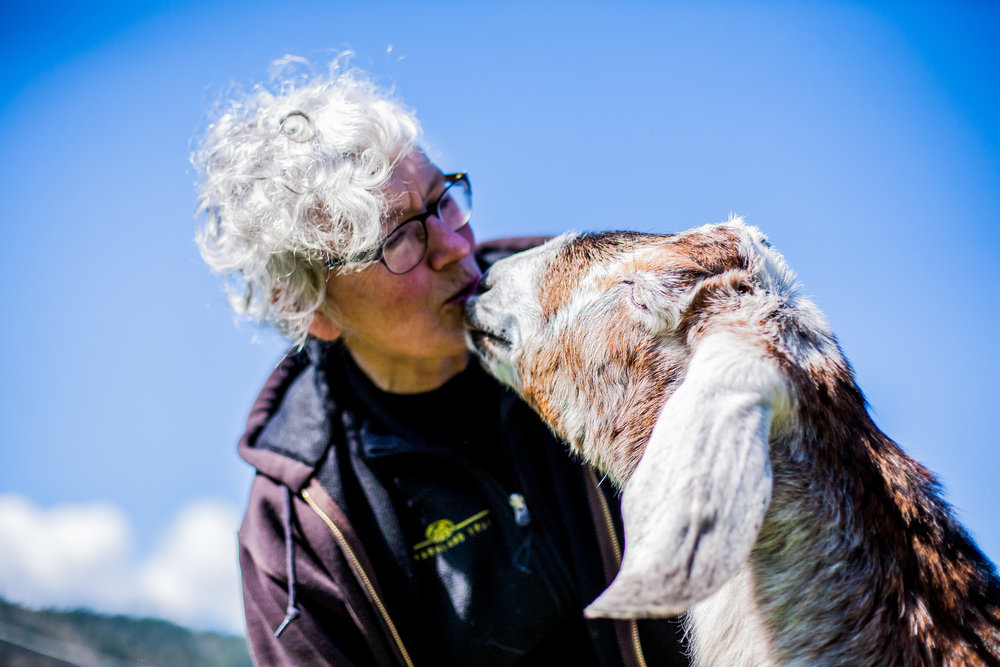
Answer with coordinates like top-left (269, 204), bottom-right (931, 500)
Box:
top-left (465, 328), bottom-right (511, 357)
top-left (465, 342), bottom-right (521, 395)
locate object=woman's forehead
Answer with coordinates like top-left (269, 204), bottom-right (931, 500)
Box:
top-left (385, 151), bottom-right (444, 220)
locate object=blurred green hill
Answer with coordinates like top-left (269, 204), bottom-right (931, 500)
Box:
top-left (0, 598), bottom-right (251, 666)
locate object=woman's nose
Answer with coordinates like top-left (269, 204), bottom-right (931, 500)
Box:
top-left (426, 216), bottom-right (473, 270)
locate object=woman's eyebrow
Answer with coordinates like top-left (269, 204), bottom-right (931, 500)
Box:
top-left (407, 171), bottom-right (446, 214)
top-left (423, 171), bottom-right (446, 200)
top-left (387, 170), bottom-right (447, 228)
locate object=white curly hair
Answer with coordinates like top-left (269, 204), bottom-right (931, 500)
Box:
top-left (193, 56), bottom-right (421, 345)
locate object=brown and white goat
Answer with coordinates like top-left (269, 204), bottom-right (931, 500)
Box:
top-left (465, 220), bottom-right (1000, 666)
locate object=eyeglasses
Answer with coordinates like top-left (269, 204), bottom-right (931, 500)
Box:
top-left (326, 173), bottom-right (472, 275)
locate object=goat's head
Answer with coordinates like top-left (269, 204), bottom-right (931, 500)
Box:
top-left (466, 219), bottom-right (840, 618)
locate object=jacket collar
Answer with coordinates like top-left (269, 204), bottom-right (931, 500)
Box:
top-left (238, 339), bottom-right (336, 492)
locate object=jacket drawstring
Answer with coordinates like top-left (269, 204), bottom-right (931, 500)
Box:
top-left (274, 484), bottom-right (301, 638)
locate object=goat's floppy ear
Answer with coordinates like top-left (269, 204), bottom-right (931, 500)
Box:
top-left (585, 331), bottom-right (786, 618)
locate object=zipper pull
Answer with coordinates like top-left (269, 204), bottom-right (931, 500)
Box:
top-left (508, 493), bottom-right (531, 527)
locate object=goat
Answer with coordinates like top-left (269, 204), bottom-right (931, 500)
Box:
top-left (465, 220), bottom-right (1000, 666)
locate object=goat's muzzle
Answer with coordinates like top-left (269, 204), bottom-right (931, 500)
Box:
top-left (464, 298), bottom-right (513, 353)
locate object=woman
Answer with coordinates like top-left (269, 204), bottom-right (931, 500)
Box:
top-left (195, 58), bottom-right (687, 666)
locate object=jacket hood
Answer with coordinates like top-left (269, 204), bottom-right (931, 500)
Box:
top-left (238, 340), bottom-right (336, 492)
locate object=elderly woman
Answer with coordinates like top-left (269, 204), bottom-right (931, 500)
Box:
top-left (195, 60), bottom-right (687, 666)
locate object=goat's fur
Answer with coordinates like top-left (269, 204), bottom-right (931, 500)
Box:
top-left (465, 220), bottom-right (1000, 666)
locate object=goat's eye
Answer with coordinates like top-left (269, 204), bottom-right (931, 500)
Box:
top-left (627, 285), bottom-right (649, 311)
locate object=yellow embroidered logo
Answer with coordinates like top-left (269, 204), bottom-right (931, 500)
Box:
top-left (412, 509), bottom-right (491, 561)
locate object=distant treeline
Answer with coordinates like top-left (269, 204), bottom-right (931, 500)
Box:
top-left (0, 597), bottom-right (251, 666)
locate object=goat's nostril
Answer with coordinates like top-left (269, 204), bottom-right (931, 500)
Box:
top-left (475, 276), bottom-right (491, 295)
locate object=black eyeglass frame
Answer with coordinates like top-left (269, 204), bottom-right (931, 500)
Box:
top-left (325, 173), bottom-right (472, 275)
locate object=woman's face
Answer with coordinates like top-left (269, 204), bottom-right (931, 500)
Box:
top-left (321, 151), bottom-right (482, 392)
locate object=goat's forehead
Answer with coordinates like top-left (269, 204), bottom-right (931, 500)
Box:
top-left (535, 231), bottom-right (653, 317)
top-left (537, 226), bottom-right (748, 317)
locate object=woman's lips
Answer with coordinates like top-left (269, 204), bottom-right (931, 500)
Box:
top-left (447, 275), bottom-right (482, 305)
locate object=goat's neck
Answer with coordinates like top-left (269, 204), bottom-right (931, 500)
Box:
top-left (696, 419), bottom-right (1000, 666)
top-left (688, 565), bottom-right (781, 666)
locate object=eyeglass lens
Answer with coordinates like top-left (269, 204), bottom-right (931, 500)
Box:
top-left (381, 177), bottom-right (471, 274)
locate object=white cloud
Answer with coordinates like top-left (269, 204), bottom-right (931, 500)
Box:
top-left (137, 501), bottom-right (244, 631)
top-left (0, 493), bottom-right (244, 634)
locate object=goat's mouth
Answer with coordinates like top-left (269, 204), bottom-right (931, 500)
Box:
top-left (466, 327), bottom-right (512, 356)
top-left (464, 305), bottom-right (511, 356)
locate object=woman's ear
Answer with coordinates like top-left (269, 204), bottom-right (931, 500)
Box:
top-left (307, 309), bottom-right (341, 341)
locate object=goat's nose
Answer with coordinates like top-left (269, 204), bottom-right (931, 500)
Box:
top-left (476, 271), bottom-right (493, 295)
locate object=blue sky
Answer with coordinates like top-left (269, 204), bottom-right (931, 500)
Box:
top-left (1, 0), bottom-right (998, 633)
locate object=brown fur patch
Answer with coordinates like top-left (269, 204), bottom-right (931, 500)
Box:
top-left (759, 332), bottom-right (1000, 664)
top-left (538, 231), bottom-right (654, 318)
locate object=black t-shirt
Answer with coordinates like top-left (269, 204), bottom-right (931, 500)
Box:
top-left (341, 347), bottom-right (511, 484)
top-left (335, 347), bottom-right (606, 666)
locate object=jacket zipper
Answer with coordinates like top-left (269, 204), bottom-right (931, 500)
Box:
top-left (587, 469), bottom-right (647, 667)
top-left (301, 489), bottom-right (415, 667)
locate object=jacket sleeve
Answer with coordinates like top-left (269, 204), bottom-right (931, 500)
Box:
top-left (475, 236), bottom-right (552, 269)
top-left (238, 474), bottom-right (389, 666)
